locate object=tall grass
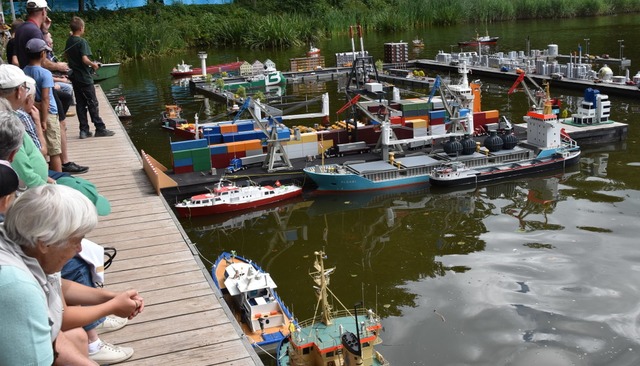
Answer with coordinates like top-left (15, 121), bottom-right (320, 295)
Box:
top-left (47, 0), bottom-right (640, 61)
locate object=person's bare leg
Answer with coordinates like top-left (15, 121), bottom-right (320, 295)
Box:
top-left (86, 329), bottom-right (99, 343)
top-left (60, 119), bottom-right (69, 164)
top-left (54, 328), bottom-right (98, 366)
top-left (49, 154), bottom-right (62, 172)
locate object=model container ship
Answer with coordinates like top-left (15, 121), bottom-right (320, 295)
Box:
top-left (165, 65), bottom-right (509, 187)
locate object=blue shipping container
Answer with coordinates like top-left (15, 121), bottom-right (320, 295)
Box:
top-left (170, 139), bottom-right (208, 152)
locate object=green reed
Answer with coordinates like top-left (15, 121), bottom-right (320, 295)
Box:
top-left (47, 0), bottom-right (640, 61)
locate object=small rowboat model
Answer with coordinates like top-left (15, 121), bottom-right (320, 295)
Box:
top-left (114, 96), bottom-right (131, 120)
top-left (213, 251), bottom-right (294, 353)
top-left (175, 179), bottom-right (303, 218)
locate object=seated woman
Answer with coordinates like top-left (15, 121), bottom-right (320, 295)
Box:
top-left (1, 184), bottom-right (143, 365)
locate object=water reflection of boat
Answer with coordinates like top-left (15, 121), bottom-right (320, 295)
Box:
top-left (499, 171), bottom-right (579, 232)
top-left (412, 38), bottom-right (425, 48)
top-left (212, 251), bottom-right (294, 353)
top-left (580, 153), bottom-right (608, 177)
top-left (306, 184), bottom-right (430, 216)
top-left (187, 198), bottom-right (311, 269)
top-left (276, 250), bottom-right (388, 366)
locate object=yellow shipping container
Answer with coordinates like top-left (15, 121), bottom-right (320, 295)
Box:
top-left (407, 118), bottom-right (428, 128)
top-left (301, 132), bottom-right (318, 143)
top-left (282, 138), bottom-right (302, 145)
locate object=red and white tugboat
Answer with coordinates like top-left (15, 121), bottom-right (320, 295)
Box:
top-left (175, 178), bottom-right (303, 217)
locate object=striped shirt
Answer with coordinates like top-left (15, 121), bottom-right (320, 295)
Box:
top-left (16, 109), bottom-right (42, 150)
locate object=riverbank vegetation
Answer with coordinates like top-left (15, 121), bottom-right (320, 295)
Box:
top-left (47, 0), bottom-right (640, 62)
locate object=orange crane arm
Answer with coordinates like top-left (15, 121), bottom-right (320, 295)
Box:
top-left (336, 94), bottom-right (361, 115)
top-left (508, 72), bottom-right (526, 94)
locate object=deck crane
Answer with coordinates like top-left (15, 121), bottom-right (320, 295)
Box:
top-left (508, 72), bottom-right (553, 115)
top-left (231, 97), bottom-right (251, 124)
top-left (428, 71), bottom-right (473, 135)
top-left (244, 98), bottom-right (293, 173)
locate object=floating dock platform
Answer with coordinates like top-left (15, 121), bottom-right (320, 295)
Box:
top-left (413, 59), bottom-right (640, 98)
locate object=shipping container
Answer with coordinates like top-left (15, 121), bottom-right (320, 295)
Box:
top-left (170, 139), bottom-right (207, 152)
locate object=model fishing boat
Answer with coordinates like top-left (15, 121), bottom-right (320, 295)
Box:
top-left (307, 45), bottom-right (321, 57)
top-left (160, 104), bottom-right (196, 139)
top-left (276, 250), bottom-right (388, 366)
top-left (212, 251), bottom-right (294, 353)
top-left (175, 178), bottom-right (303, 218)
top-left (458, 31), bottom-right (499, 47)
top-left (430, 112), bottom-right (580, 187)
top-left (114, 96), bottom-right (131, 120)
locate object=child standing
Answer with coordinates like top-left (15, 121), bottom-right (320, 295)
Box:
top-left (23, 38), bottom-right (62, 172)
top-left (65, 16), bottom-right (115, 139)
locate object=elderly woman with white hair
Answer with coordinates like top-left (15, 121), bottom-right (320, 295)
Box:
top-left (0, 184), bottom-right (143, 365)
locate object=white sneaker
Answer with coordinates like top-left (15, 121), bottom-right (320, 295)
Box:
top-left (95, 316), bottom-right (128, 333)
top-left (89, 341), bottom-right (134, 365)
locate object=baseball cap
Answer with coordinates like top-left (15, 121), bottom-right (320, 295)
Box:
top-left (0, 64), bottom-right (30, 90)
top-left (26, 0), bottom-right (50, 10)
top-left (25, 76), bottom-right (36, 97)
top-left (0, 160), bottom-right (19, 198)
top-left (56, 176), bottom-right (111, 216)
top-left (26, 38), bottom-right (52, 53)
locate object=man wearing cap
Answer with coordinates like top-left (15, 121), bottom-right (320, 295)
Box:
top-left (13, 0), bottom-right (90, 175)
top-left (14, 0), bottom-right (68, 73)
top-left (0, 64), bottom-right (31, 111)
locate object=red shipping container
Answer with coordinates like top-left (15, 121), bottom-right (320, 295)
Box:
top-left (390, 116), bottom-right (403, 125)
top-left (473, 112), bottom-right (487, 123)
top-left (211, 154), bottom-right (230, 169)
top-left (173, 165), bottom-right (193, 174)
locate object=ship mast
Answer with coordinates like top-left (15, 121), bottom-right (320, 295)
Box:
top-left (312, 250), bottom-right (334, 325)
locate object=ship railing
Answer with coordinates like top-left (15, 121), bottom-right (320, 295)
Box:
top-left (295, 308), bottom-right (381, 334)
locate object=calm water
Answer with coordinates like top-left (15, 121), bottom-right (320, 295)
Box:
top-left (102, 14), bottom-right (640, 365)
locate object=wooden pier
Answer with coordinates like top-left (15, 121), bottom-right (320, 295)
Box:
top-left (64, 85), bottom-right (263, 365)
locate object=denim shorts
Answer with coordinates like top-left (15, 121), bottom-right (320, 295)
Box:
top-left (61, 256), bottom-right (105, 331)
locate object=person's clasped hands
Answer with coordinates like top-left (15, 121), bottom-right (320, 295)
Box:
top-left (111, 289), bottom-right (145, 320)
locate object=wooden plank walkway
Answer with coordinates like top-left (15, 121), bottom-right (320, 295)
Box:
top-left (63, 85), bottom-right (263, 365)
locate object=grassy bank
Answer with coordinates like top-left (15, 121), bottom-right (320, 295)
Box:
top-left (46, 0), bottom-right (640, 62)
